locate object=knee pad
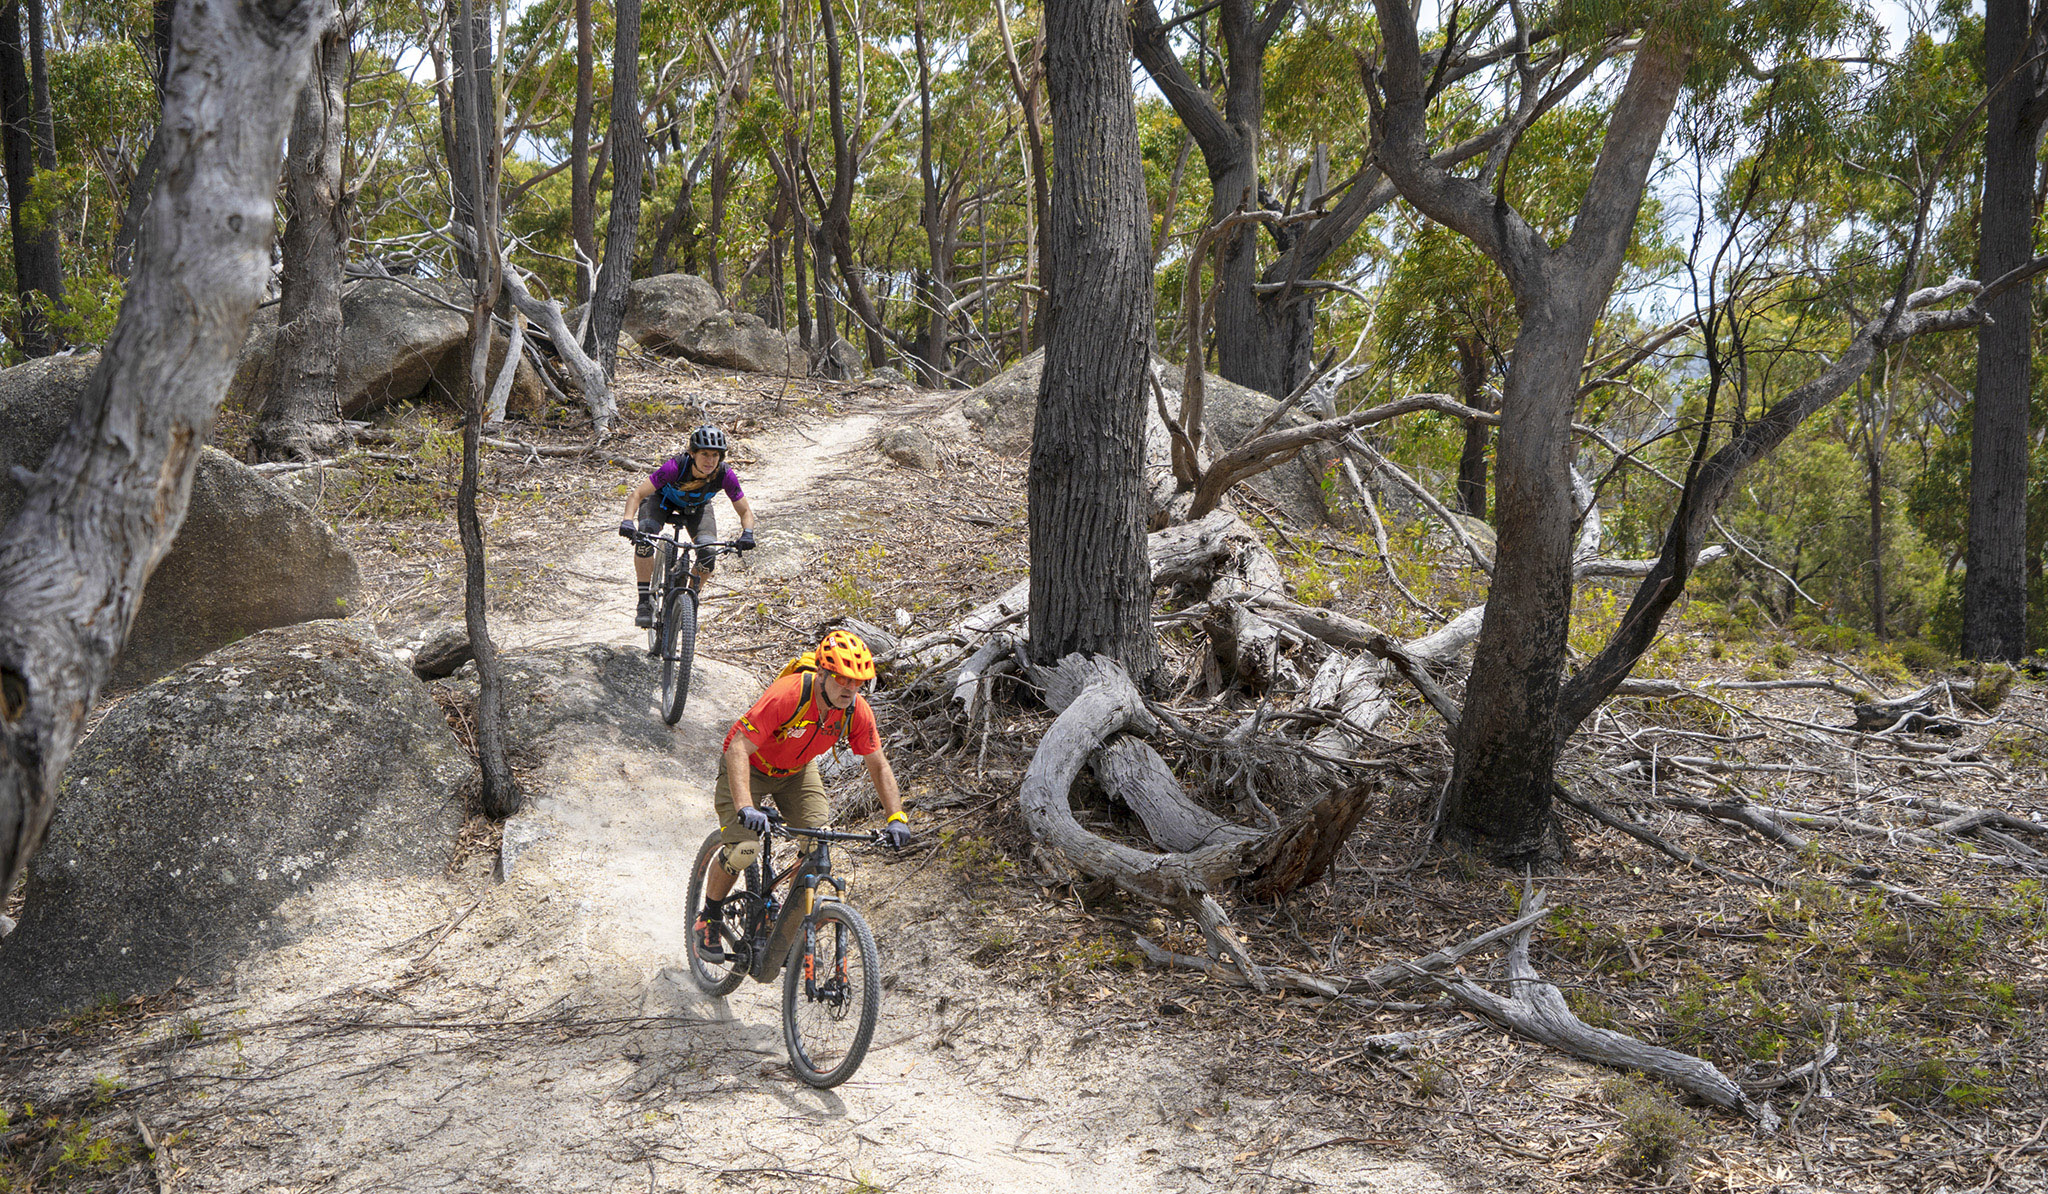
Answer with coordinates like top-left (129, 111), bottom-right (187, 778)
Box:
top-left (634, 541), bottom-right (654, 558)
top-left (697, 552), bottom-right (717, 574)
top-left (719, 838), bottom-right (761, 876)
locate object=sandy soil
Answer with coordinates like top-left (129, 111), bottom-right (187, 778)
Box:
top-left (5, 387), bottom-right (1461, 1193)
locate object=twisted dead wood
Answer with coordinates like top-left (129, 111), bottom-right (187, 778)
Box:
top-left (1427, 889), bottom-right (1781, 1130)
top-left (1021, 654), bottom-right (1267, 988)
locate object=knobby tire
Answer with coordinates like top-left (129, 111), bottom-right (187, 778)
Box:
top-left (781, 901), bottom-right (880, 1089)
top-left (660, 587), bottom-right (697, 725)
top-left (685, 830), bottom-right (759, 996)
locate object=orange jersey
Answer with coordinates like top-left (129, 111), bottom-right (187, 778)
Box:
top-left (726, 672), bottom-right (881, 775)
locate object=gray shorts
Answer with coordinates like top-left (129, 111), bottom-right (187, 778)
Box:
top-left (636, 498), bottom-right (719, 570)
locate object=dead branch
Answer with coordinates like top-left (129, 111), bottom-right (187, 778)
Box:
top-left (1424, 889), bottom-right (1780, 1129)
top-left (1366, 634), bottom-right (1461, 729)
top-left (1095, 737), bottom-right (1260, 853)
top-left (1135, 900), bottom-right (1551, 999)
top-left (1654, 793), bottom-right (1812, 852)
top-left (1557, 781), bottom-right (1776, 889)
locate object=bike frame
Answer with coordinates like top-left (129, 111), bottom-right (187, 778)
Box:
top-left (741, 820), bottom-right (878, 985)
top-left (639, 528), bottom-right (742, 596)
top-left (631, 527), bottom-right (744, 643)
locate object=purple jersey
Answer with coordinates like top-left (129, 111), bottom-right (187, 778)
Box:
top-left (650, 459), bottom-right (744, 515)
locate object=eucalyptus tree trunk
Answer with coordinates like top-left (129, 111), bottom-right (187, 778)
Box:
top-left (704, 35), bottom-right (749, 296)
top-left (0, 0), bottom-right (63, 355)
top-left (0, 0), bottom-right (330, 901)
top-left (111, 0), bottom-right (175, 277)
top-left (571, 0), bottom-right (595, 302)
top-left (812, 225), bottom-right (842, 374)
top-left (1029, 0), bottom-right (1160, 680)
top-left (444, 0), bottom-right (495, 281)
top-left (589, 0), bottom-right (645, 379)
top-left (1454, 334), bottom-right (1493, 518)
top-left (913, 0), bottom-right (953, 386)
top-left (812, 0), bottom-right (888, 366)
top-left (254, 11), bottom-right (350, 463)
top-left (1963, 0), bottom-right (2048, 662)
top-left (1372, 0), bottom-right (1691, 864)
top-left (450, 0), bottom-right (520, 817)
top-left (1867, 430), bottom-right (1888, 640)
top-left (995, 0), bottom-right (1045, 350)
top-left (787, 153), bottom-right (812, 346)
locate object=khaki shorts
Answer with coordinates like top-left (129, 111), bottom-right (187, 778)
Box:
top-left (711, 756), bottom-right (828, 874)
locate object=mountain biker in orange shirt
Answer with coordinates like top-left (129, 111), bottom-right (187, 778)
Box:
top-left (696, 630), bottom-right (910, 951)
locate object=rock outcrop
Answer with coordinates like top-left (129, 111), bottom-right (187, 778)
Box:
top-left (679, 309), bottom-right (798, 374)
top-left (0, 623), bottom-right (472, 1030)
top-left (226, 278), bottom-right (545, 418)
top-left (0, 354), bottom-right (95, 492)
top-left (959, 350), bottom-right (1338, 528)
top-left (0, 357), bottom-right (361, 688)
top-left (614, 273), bottom-right (725, 352)
top-left (114, 447), bottom-right (362, 687)
top-left (573, 274), bottom-right (801, 375)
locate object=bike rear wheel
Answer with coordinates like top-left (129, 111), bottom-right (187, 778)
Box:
top-left (781, 901), bottom-right (880, 1089)
top-left (685, 830), bottom-right (760, 995)
top-left (659, 587), bottom-right (697, 725)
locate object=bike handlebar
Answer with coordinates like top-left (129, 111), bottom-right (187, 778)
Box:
top-left (624, 528), bottom-right (751, 553)
top-left (758, 808), bottom-right (885, 845)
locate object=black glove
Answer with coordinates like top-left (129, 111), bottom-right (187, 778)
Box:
top-left (883, 816), bottom-right (912, 850)
top-left (618, 519), bottom-right (638, 539)
top-left (737, 805), bottom-right (771, 835)
top-left (736, 529), bottom-right (757, 551)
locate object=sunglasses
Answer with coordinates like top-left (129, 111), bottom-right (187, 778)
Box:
top-left (825, 674), bottom-right (867, 690)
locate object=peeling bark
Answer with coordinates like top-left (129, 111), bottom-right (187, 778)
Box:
top-left (0, 0), bottom-right (332, 897)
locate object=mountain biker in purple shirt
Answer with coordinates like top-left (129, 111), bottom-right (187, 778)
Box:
top-left (618, 425), bottom-right (756, 626)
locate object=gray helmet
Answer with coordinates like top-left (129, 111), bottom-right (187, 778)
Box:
top-left (689, 425), bottom-right (729, 453)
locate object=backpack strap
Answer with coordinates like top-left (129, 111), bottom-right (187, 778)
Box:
top-left (756, 672), bottom-right (849, 776)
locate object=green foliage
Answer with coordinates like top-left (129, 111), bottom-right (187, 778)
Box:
top-left (1967, 664), bottom-right (2016, 712)
top-left (820, 542), bottom-right (888, 614)
top-left (1409, 1058), bottom-right (1454, 1100)
top-left (1600, 1075), bottom-right (1703, 1180)
top-left (1892, 639), bottom-right (1952, 674)
top-left (1053, 935), bottom-right (1143, 975)
top-left (0, 1101), bottom-right (144, 1191)
top-left (1874, 1054), bottom-right (2003, 1109)
top-left (936, 827), bottom-right (1017, 883)
top-left (966, 928), bottom-right (1018, 966)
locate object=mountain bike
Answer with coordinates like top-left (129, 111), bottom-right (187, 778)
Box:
top-left (629, 527), bottom-right (744, 725)
top-left (685, 809), bottom-right (884, 1089)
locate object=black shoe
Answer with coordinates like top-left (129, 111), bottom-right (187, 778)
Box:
top-left (635, 593), bottom-right (653, 628)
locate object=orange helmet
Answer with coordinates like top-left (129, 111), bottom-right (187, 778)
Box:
top-left (815, 629), bottom-right (876, 681)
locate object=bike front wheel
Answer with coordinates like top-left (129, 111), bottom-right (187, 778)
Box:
top-left (659, 587), bottom-right (697, 725)
top-left (781, 901), bottom-right (880, 1089)
top-left (685, 830), bottom-right (759, 996)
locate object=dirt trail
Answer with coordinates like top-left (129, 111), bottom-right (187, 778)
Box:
top-left (19, 399), bottom-right (1458, 1193)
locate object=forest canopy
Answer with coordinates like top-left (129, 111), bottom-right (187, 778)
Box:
top-left (0, 0), bottom-right (2034, 655)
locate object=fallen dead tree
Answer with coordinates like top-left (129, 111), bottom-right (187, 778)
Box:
top-left (886, 504), bottom-right (1735, 932)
